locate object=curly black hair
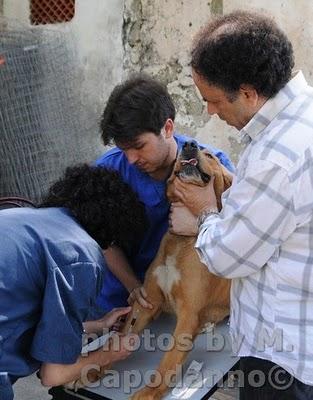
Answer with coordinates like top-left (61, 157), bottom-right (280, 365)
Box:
top-left (100, 73), bottom-right (176, 146)
top-left (41, 164), bottom-right (147, 250)
top-left (191, 10), bottom-right (294, 98)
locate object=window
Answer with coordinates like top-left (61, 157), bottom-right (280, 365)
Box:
top-left (30, 0), bottom-right (75, 25)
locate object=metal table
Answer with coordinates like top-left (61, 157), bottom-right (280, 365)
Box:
top-left (49, 314), bottom-right (239, 400)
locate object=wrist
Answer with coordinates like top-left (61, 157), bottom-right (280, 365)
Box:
top-left (128, 282), bottom-right (141, 293)
top-left (197, 206), bottom-right (219, 228)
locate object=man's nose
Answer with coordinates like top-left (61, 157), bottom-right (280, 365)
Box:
top-left (125, 149), bottom-right (139, 164)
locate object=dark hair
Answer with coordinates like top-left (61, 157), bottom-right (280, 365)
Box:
top-left (100, 74), bottom-right (176, 145)
top-left (191, 10), bottom-right (294, 98)
top-left (41, 164), bottom-right (147, 250)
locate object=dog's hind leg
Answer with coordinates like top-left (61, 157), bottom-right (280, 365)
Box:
top-left (130, 308), bottom-right (200, 400)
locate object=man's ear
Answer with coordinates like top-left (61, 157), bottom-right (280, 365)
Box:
top-left (239, 84), bottom-right (259, 108)
top-left (163, 118), bottom-right (174, 138)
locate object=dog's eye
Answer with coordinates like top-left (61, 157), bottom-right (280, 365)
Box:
top-left (201, 173), bottom-right (211, 183)
top-left (174, 171), bottom-right (180, 176)
top-left (206, 153), bottom-right (214, 159)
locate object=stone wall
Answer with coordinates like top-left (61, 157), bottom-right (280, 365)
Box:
top-left (2, 1), bottom-right (313, 163)
top-left (122, 0), bottom-right (313, 162)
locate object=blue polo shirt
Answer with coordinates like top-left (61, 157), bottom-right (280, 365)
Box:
top-left (95, 133), bottom-right (234, 311)
top-left (0, 207), bottom-right (104, 382)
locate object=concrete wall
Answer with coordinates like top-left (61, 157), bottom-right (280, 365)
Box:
top-left (2, 0), bottom-right (125, 157)
top-left (2, 1), bottom-right (313, 163)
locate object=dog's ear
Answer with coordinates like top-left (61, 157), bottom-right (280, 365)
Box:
top-left (221, 166), bottom-right (233, 191)
top-left (202, 149), bottom-right (233, 191)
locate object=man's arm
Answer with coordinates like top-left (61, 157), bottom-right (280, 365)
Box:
top-left (104, 245), bottom-right (152, 308)
top-left (172, 159), bottom-right (296, 278)
top-left (104, 245), bottom-right (141, 293)
top-left (40, 333), bottom-right (136, 387)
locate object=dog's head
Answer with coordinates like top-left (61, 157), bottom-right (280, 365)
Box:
top-left (167, 140), bottom-right (232, 211)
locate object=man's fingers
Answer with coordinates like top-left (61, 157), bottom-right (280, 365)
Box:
top-left (114, 306), bottom-right (132, 318)
top-left (110, 307), bottom-right (132, 324)
top-left (137, 291), bottom-right (153, 309)
top-left (137, 295), bottom-right (149, 308)
top-left (140, 287), bottom-right (148, 298)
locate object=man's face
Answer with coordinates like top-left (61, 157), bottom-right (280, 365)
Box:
top-left (192, 70), bottom-right (251, 130)
top-left (116, 132), bottom-right (172, 175)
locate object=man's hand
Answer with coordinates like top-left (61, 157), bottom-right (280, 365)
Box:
top-left (106, 332), bottom-right (139, 364)
top-left (169, 202), bottom-right (198, 236)
top-left (127, 286), bottom-right (153, 309)
top-left (83, 307), bottom-right (132, 334)
top-left (173, 176), bottom-right (217, 216)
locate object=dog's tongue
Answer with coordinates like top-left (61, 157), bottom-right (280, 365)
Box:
top-left (180, 158), bottom-right (198, 166)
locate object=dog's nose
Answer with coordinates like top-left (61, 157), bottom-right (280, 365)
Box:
top-left (183, 140), bottom-right (198, 150)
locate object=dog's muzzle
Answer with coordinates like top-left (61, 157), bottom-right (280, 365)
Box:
top-left (176, 141), bottom-right (211, 184)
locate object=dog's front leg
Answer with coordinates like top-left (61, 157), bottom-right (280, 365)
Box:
top-left (131, 312), bottom-right (200, 400)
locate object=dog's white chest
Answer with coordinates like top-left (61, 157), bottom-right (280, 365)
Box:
top-left (153, 255), bottom-right (181, 296)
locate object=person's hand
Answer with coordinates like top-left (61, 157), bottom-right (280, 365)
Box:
top-left (83, 307), bottom-right (132, 334)
top-left (100, 307), bottom-right (132, 330)
top-left (173, 176), bottom-right (217, 216)
top-left (127, 286), bottom-right (153, 309)
top-left (169, 202), bottom-right (198, 236)
top-left (105, 333), bottom-right (139, 364)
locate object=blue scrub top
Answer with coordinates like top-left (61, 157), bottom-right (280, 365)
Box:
top-left (95, 133), bottom-right (234, 311)
top-left (0, 207), bottom-right (104, 381)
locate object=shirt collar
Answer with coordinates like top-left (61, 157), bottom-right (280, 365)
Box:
top-left (239, 71), bottom-right (309, 144)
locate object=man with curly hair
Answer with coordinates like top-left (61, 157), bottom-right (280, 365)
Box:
top-left (0, 165), bottom-right (146, 399)
top-left (170, 10), bottom-right (313, 400)
top-left (95, 74), bottom-right (234, 313)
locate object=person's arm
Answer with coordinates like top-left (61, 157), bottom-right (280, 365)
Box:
top-left (173, 160), bottom-right (296, 279)
top-left (31, 262), bottom-right (137, 387)
top-left (40, 333), bottom-right (137, 387)
top-left (104, 245), bottom-right (153, 309)
top-left (104, 245), bottom-right (141, 293)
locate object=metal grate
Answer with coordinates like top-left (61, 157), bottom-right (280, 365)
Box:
top-left (0, 18), bottom-right (101, 202)
top-left (30, 0), bottom-right (75, 25)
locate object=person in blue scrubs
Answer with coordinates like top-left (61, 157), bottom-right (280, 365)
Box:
top-left (0, 164), bottom-right (146, 399)
top-left (95, 74), bottom-right (234, 312)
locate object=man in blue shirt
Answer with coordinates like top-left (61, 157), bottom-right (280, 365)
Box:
top-left (95, 74), bottom-right (234, 312)
top-left (0, 165), bottom-right (146, 399)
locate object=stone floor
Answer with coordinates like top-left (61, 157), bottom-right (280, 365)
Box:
top-left (14, 374), bottom-right (51, 400)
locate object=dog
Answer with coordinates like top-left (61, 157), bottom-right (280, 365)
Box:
top-left (66, 141), bottom-right (232, 397)
top-left (120, 140), bottom-right (233, 400)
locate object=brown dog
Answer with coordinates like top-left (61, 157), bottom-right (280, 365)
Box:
top-left (120, 141), bottom-right (232, 400)
top-left (66, 141), bottom-right (232, 396)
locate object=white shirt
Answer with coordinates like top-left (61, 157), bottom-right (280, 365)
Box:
top-left (195, 71), bottom-right (313, 385)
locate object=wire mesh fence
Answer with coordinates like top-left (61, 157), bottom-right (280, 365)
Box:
top-left (0, 18), bottom-right (102, 202)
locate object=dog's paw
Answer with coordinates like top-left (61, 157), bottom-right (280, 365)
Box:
top-left (130, 386), bottom-right (163, 400)
top-left (199, 321), bottom-right (215, 334)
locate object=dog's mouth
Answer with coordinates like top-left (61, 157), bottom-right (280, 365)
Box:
top-left (175, 141), bottom-right (211, 184)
